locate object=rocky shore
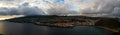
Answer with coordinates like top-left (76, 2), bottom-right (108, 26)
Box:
top-left (33, 22), bottom-right (94, 28)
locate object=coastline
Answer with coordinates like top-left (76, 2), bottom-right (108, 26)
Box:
top-left (96, 26), bottom-right (119, 32)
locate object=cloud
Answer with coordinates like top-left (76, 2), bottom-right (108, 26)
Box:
top-left (91, 0), bottom-right (120, 17)
top-left (0, 6), bottom-right (45, 15)
top-left (0, 0), bottom-right (120, 17)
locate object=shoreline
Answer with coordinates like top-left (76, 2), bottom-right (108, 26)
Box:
top-left (1, 21), bottom-right (119, 32)
top-left (96, 26), bottom-right (119, 32)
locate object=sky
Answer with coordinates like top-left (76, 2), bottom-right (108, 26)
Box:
top-left (0, 0), bottom-right (120, 17)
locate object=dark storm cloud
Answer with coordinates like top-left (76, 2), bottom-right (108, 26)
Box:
top-left (0, 7), bottom-right (45, 15)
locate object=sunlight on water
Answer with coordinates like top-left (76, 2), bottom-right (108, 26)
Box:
top-left (0, 21), bottom-right (4, 34)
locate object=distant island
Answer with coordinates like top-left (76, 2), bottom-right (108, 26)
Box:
top-left (4, 15), bottom-right (120, 33)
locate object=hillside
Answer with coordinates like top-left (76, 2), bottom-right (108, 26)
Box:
top-left (4, 15), bottom-right (120, 33)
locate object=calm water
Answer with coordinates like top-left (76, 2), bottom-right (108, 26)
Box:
top-left (0, 21), bottom-right (110, 35)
